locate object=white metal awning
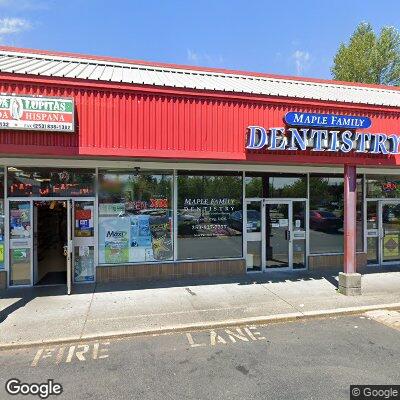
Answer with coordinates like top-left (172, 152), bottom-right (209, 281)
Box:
top-left (0, 49), bottom-right (400, 107)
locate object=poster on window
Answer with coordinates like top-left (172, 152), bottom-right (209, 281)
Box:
top-left (99, 217), bottom-right (130, 264)
top-left (74, 246), bottom-right (95, 282)
top-left (75, 205), bottom-right (94, 237)
top-left (383, 234), bottom-right (400, 258)
top-left (99, 203), bottom-right (125, 216)
top-left (99, 213), bottom-right (173, 264)
top-left (129, 215), bottom-right (154, 262)
top-left (0, 243), bottom-right (4, 268)
top-left (10, 203), bottom-right (31, 238)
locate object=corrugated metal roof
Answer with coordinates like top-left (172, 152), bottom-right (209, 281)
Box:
top-left (1, 49), bottom-right (400, 107)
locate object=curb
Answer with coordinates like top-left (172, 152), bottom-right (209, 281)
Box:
top-left (1, 302), bottom-right (400, 351)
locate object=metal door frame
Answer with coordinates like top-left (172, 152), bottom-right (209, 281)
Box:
top-left (7, 198), bottom-right (34, 287)
top-left (244, 198), bottom-right (308, 273)
top-left (365, 199), bottom-right (380, 266)
top-left (244, 198), bottom-right (265, 272)
top-left (72, 198), bottom-right (96, 285)
top-left (379, 199), bottom-right (400, 266)
top-left (264, 199), bottom-right (291, 271)
top-left (6, 196), bottom-right (96, 289)
top-left (66, 199), bottom-right (72, 294)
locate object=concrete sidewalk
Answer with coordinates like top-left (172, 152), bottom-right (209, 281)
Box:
top-left (1, 269), bottom-right (400, 349)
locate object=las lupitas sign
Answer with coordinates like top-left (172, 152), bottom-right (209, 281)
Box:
top-left (0, 94), bottom-right (74, 132)
top-left (246, 112), bottom-right (399, 154)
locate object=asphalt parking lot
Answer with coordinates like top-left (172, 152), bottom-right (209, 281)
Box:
top-left (0, 314), bottom-right (399, 400)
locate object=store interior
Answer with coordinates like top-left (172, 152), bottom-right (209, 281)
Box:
top-left (34, 201), bottom-right (67, 285)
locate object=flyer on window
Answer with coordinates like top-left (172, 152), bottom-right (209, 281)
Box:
top-left (99, 216), bottom-right (130, 264)
top-left (129, 215), bottom-right (154, 262)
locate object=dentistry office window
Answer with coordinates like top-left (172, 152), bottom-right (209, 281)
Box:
top-left (98, 170), bottom-right (173, 265)
top-left (309, 175), bottom-right (344, 254)
top-left (177, 171), bottom-right (243, 260)
top-left (309, 175), bottom-right (363, 254)
top-left (245, 173), bottom-right (307, 198)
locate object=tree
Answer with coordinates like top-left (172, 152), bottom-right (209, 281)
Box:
top-left (331, 22), bottom-right (400, 86)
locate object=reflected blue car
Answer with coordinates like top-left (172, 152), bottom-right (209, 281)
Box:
top-left (228, 210), bottom-right (261, 232)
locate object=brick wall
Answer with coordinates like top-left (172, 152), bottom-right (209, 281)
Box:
top-left (308, 253), bottom-right (367, 272)
top-left (97, 259), bottom-right (246, 283)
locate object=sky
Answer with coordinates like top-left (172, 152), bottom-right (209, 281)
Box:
top-left (0, 0), bottom-right (399, 79)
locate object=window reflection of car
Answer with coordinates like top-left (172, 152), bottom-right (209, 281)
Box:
top-left (309, 210), bottom-right (343, 232)
top-left (178, 211), bottom-right (196, 222)
top-left (138, 209), bottom-right (168, 223)
top-left (228, 210), bottom-right (260, 232)
top-left (177, 211), bottom-right (197, 236)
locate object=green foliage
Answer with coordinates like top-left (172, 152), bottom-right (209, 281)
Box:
top-left (177, 175), bottom-right (242, 202)
top-left (332, 22), bottom-right (400, 86)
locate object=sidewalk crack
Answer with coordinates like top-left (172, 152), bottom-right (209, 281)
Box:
top-left (79, 283), bottom-right (97, 339)
top-left (259, 282), bottom-right (306, 315)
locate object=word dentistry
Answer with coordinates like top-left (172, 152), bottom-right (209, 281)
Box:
top-left (246, 126), bottom-right (400, 155)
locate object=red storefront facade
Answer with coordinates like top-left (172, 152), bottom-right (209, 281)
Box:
top-left (1, 46), bottom-right (400, 294)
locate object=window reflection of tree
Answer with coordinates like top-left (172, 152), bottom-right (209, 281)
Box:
top-left (177, 173), bottom-right (243, 259)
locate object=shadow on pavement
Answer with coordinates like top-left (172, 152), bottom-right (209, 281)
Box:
top-left (93, 264), bottom-right (400, 293)
top-left (0, 264), bottom-right (399, 322)
top-left (0, 296), bottom-right (34, 324)
top-left (0, 284), bottom-right (95, 324)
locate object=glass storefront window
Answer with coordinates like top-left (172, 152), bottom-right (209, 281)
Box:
top-left (309, 175), bottom-right (344, 254)
top-left (177, 172), bottom-right (242, 260)
top-left (356, 177), bottom-right (364, 252)
top-left (9, 201), bottom-right (32, 286)
top-left (366, 201), bottom-right (379, 264)
top-left (245, 174), bottom-right (307, 198)
top-left (246, 176), bottom-right (263, 198)
top-left (366, 175), bottom-right (400, 198)
top-left (292, 201), bottom-right (307, 269)
top-left (74, 200), bottom-right (95, 282)
top-left (7, 167), bottom-right (95, 197)
top-left (309, 175), bottom-right (363, 254)
top-left (98, 170), bottom-right (173, 264)
top-left (245, 200), bottom-right (262, 271)
top-left (381, 203), bottom-right (400, 263)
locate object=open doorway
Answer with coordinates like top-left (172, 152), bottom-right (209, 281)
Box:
top-left (33, 200), bottom-right (67, 285)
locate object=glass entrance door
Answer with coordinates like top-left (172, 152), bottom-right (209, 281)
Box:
top-left (366, 200), bottom-right (379, 265)
top-left (245, 199), bottom-right (307, 272)
top-left (9, 200), bottom-right (32, 286)
top-left (7, 197), bottom-right (96, 288)
top-left (292, 201), bottom-right (307, 269)
top-left (245, 200), bottom-right (263, 272)
top-left (265, 202), bottom-right (290, 268)
top-left (72, 200), bottom-right (95, 283)
top-left (380, 201), bottom-right (400, 264)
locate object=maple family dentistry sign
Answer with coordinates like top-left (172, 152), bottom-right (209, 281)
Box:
top-left (246, 112), bottom-right (400, 154)
top-left (0, 94), bottom-right (74, 132)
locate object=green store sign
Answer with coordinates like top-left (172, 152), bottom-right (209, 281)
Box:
top-left (0, 94), bottom-right (74, 132)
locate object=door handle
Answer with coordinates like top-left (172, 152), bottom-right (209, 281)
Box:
top-left (63, 245), bottom-right (68, 256)
top-left (285, 230), bottom-right (291, 241)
